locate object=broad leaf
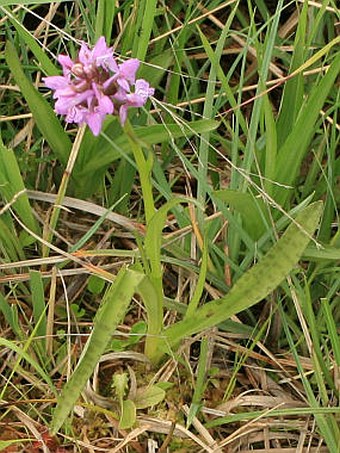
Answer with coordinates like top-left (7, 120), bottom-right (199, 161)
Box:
top-left (50, 268), bottom-right (144, 434)
top-left (134, 385), bottom-right (166, 409)
top-left (119, 399), bottom-right (136, 429)
top-left (214, 189), bottom-right (269, 240)
top-left (159, 202), bottom-right (323, 359)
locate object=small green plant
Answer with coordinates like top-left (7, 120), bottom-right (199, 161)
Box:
top-left (112, 371), bottom-right (165, 429)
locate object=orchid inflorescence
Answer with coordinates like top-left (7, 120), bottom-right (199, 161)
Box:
top-left (43, 37), bottom-right (154, 136)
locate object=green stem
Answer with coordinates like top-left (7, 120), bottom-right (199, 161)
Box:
top-left (123, 121), bottom-right (165, 363)
top-left (124, 120), bottom-right (155, 225)
top-left (137, 276), bottom-right (163, 362)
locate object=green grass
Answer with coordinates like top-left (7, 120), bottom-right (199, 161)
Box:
top-left (0, 0), bottom-right (339, 451)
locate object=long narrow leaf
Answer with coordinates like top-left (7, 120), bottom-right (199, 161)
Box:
top-left (0, 338), bottom-right (56, 397)
top-left (0, 139), bottom-right (38, 234)
top-left (159, 202), bottom-right (322, 359)
top-left (50, 267), bottom-right (144, 434)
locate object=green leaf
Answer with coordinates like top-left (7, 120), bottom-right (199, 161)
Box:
top-left (214, 189), bottom-right (269, 240)
top-left (276, 1), bottom-right (308, 147)
top-left (5, 40), bottom-right (72, 166)
top-left (185, 238), bottom-right (209, 318)
top-left (131, 0), bottom-right (157, 61)
top-left (126, 321), bottom-right (147, 347)
top-left (0, 139), bottom-right (38, 234)
top-left (274, 53), bottom-right (340, 207)
top-left (119, 399), bottom-right (136, 429)
top-left (144, 197), bottom-right (201, 282)
top-left (0, 0), bottom-right (70, 4)
top-left (303, 245), bottom-right (340, 261)
top-left (0, 216), bottom-right (25, 262)
top-left (159, 202), bottom-right (323, 359)
top-left (50, 268), bottom-right (144, 434)
top-left (0, 338), bottom-right (56, 399)
top-left (134, 385), bottom-right (166, 409)
top-left (29, 270), bottom-right (47, 348)
top-left (141, 197), bottom-right (200, 361)
top-left (262, 93), bottom-right (277, 195)
top-left (94, 0), bottom-right (116, 43)
top-left (321, 299), bottom-right (340, 366)
top-left (0, 440), bottom-right (32, 451)
top-left (87, 275), bottom-right (106, 295)
top-left (138, 49), bottom-right (174, 87)
top-left (0, 293), bottom-right (22, 337)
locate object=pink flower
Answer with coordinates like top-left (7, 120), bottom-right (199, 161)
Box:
top-left (116, 79), bottom-right (155, 125)
top-left (43, 37), bottom-right (154, 136)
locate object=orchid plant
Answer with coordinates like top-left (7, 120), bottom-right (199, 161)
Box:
top-left (40, 38), bottom-right (324, 434)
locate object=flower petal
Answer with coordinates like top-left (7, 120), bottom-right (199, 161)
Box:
top-left (97, 94), bottom-right (114, 115)
top-left (118, 59), bottom-right (140, 83)
top-left (86, 112), bottom-right (104, 136)
top-left (58, 54), bottom-right (74, 75)
top-left (117, 78), bottom-right (130, 92)
top-left (65, 105), bottom-right (87, 124)
top-left (135, 79), bottom-right (154, 102)
top-left (43, 75), bottom-right (69, 91)
top-left (118, 105), bottom-right (128, 125)
top-left (78, 41), bottom-right (92, 65)
top-left (91, 36), bottom-right (108, 59)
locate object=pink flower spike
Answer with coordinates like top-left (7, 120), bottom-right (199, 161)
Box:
top-left (43, 36), bottom-right (154, 135)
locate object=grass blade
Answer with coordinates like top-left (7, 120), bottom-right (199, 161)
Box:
top-left (94, 0), bottom-right (116, 43)
top-left (274, 53), bottom-right (340, 207)
top-left (131, 0), bottom-right (157, 61)
top-left (29, 270), bottom-right (47, 353)
top-left (2, 7), bottom-right (58, 76)
top-left (0, 0), bottom-right (71, 4)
